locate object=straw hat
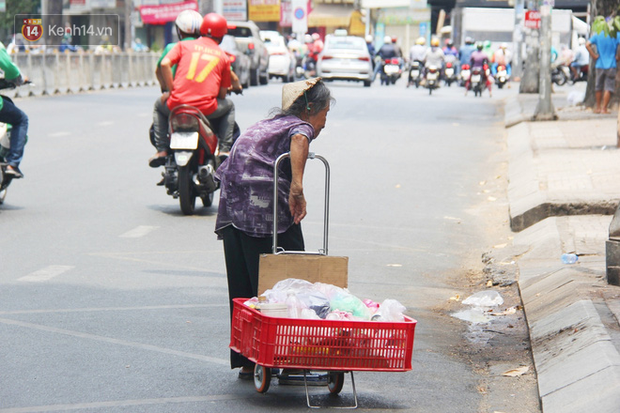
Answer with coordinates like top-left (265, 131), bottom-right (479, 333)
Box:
top-left (281, 77), bottom-right (322, 111)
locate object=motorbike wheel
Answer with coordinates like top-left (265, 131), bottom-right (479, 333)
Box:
top-left (428, 87), bottom-right (433, 95)
top-left (555, 73), bottom-right (567, 87)
top-left (178, 165), bottom-right (196, 215)
top-left (415, 80), bottom-right (420, 88)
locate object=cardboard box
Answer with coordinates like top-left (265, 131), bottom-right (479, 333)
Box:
top-left (258, 254), bottom-right (349, 295)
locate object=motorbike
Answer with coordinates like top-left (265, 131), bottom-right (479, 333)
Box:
top-left (551, 63), bottom-right (570, 86)
top-left (381, 57), bottom-right (402, 85)
top-left (495, 64), bottom-right (509, 89)
top-left (459, 63), bottom-right (471, 87)
top-left (469, 66), bottom-right (484, 97)
top-left (407, 60), bottom-right (423, 88)
top-left (571, 64), bottom-right (588, 84)
top-left (0, 78), bottom-right (30, 205)
top-left (157, 106), bottom-right (239, 215)
top-left (424, 64), bottom-right (440, 95)
top-left (444, 62), bottom-right (457, 87)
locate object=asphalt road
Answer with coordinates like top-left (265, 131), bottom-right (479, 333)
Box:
top-left (0, 77), bottom-right (540, 412)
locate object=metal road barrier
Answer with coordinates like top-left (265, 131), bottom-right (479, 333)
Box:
top-left (6, 52), bottom-right (159, 97)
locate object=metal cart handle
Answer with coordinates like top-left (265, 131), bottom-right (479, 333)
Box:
top-left (272, 152), bottom-right (330, 255)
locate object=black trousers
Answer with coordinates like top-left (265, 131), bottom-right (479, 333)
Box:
top-left (221, 224), bottom-right (304, 368)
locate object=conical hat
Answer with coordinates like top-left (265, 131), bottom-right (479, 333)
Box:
top-left (281, 77), bottom-right (322, 111)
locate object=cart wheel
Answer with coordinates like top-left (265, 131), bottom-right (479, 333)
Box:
top-left (254, 365), bottom-right (271, 393)
top-left (327, 372), bottom-right (345, 395)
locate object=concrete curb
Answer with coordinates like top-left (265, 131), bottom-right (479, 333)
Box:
top-left (512, 217), bottom-right (620, 413)
top-left (505, 120), bottom-right (620, 232)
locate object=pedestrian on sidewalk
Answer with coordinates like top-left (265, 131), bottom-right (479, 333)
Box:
top-left (586, 31), bottom-right (620, 114)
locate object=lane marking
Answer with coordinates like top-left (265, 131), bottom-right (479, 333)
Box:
top-left (0, 394), bottom-right (247, 413)
top-left (17, 265), bottom-right (74, 282)
top-left (0, 303), bottom-right (227, 316)
top-left (48, 131), bottom-right (71, 137)
top-left (119, 225), bottom-right (159, 238)
top-left (0, 317), bottom-right (229, 366)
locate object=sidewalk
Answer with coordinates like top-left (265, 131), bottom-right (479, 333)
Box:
top-left (503, 86), bottom-right (620, 413)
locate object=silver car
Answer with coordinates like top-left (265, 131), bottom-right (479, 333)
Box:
top-left (317, 33), bottom-right (373, 87)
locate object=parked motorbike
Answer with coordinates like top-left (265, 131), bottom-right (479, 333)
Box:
top-left (381, 58), bottom-right (402, 85)
top-left (469, 66), bottom-right (484, 97)
top-left (459, 63), bottom-right (471, 87)
top-left (407, 60), bottom-right (423, 88)
top-left (424, 64), bottom-right (440, 95)
top-left (550, 63), bottom-right (570, 86)
top-left (0, 78), bottom-right (30, 205)
top-left (444, 62), bottom-right (457, 87)
top-left (158, 106), bottom-right (239, 215)
top-left (495, 64), bottom-right (509, 89)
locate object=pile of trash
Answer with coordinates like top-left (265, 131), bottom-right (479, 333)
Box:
top-left (244, 278), bottom-right (407, 322)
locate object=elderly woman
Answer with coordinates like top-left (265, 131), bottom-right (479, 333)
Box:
top-left (214, 78), bottom-right (334, 378)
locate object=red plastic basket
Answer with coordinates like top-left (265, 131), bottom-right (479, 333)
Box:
top-left (230, 298), bottom-right (417, 372)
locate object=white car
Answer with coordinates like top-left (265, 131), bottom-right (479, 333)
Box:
top-left (260, 30), bottom-right (295, 83)
top-left (317, 33), bottom-right (373, 87)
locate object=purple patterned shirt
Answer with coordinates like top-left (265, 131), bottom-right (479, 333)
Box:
top-left (215, 115), bottom-right (315, 238)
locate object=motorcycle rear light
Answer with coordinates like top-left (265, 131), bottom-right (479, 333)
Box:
top-left (248, 43), bottom-right (255, 50)
top-left (358, 56), bottom-right (370, 61)
top-left (462, 64), bottom-right (470, 70)
top-left (322, 55), bottom-right (333, 60)
top-left (229, 55), bottom-right (236, 63)
top-left (228, 24), bottom-right (237, 29)
top-left (390, 58), bottom-right (399, 64)
top-left (446, 62), bottom-right (452, 68)
top-left (171, 114), bottom-right (199, 130)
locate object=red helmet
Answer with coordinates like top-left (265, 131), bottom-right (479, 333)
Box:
top-left (200, 13), bottom-right (227, 38)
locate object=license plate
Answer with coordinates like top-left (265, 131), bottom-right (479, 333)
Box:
top-left (384, 65), bottom-right (399, 74)
top-left (170, 131), bottom-right (199, 150)
top-left (411, 70), bottom-right (419, 77)
top-left (427, 73), bottom-right (438, 80)
top-left (471, 75), bottom-right (481, 82)
top-left (445, 69), bottom-right (454, 76)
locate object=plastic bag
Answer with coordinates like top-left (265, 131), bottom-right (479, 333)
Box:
top-left (330, 291), bottom-right (372, 320)
top-left (462, 291), bottom-right (503, 307)
top-left (371, 299), bottom-right (406, 322)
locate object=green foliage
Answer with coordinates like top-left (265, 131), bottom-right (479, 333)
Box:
top-left (591, 15), bottom-right (620, 37)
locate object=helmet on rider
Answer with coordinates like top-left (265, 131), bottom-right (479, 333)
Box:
top-left (476, 42), bottom-right (483, 50)
top-left (384, 35), bottom-right (392, 44)
top-left (578, 37), bottom-right (586, 46)
top-left (465, 36), bottom-right (474, 45)
top-left (392, 36), bottom-right (398, 43)
top-left (312, 33), bottom-right (321, 41)
top-left (416, 36), bottom-right (426, 45)
top-left (200, 13), bottom-right (227, 39)
top-left (175, 10), bottom-right (202, 38)
top-left (365, 34), bottom-right (373, 43)
top-left (500, 42), bottom-right (508, 49)
top-left (430, 37), bottom-right (440, 47)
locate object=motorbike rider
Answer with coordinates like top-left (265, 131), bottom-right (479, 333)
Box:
top-left (0, 41), bottom-right (28, 178)
top-left (423, 37), bottom-right (445, 78)
top-left (442, 38), bottom-right (459, 75)
top-left (150, 13), bottom-right (235, 167)
top-left (571, 37), bottom-right (589, 80)
top-left (373, 35), bottom-right (400, 82)
top-left (465, 42), bottom-right (493, 97)
top-left (155, 10), bottom-right (202, 92)
top-left (491, 42), bottom-right (512, 77)
top-left (459, 36), bottom-right (476, 68)
top-left (408, 37), bottom-right (427, 86)
top-left (365, 34), bottom-right (376, 69)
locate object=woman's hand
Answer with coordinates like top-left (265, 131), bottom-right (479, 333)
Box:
top-left (289, 190), bottom-right (307, 224)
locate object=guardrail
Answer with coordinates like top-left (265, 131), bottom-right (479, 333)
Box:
top-left (6, 52), bottom-right (160, 97)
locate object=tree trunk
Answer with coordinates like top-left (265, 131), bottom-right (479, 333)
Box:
top-left (520, 0), bottom-right (540, 93)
